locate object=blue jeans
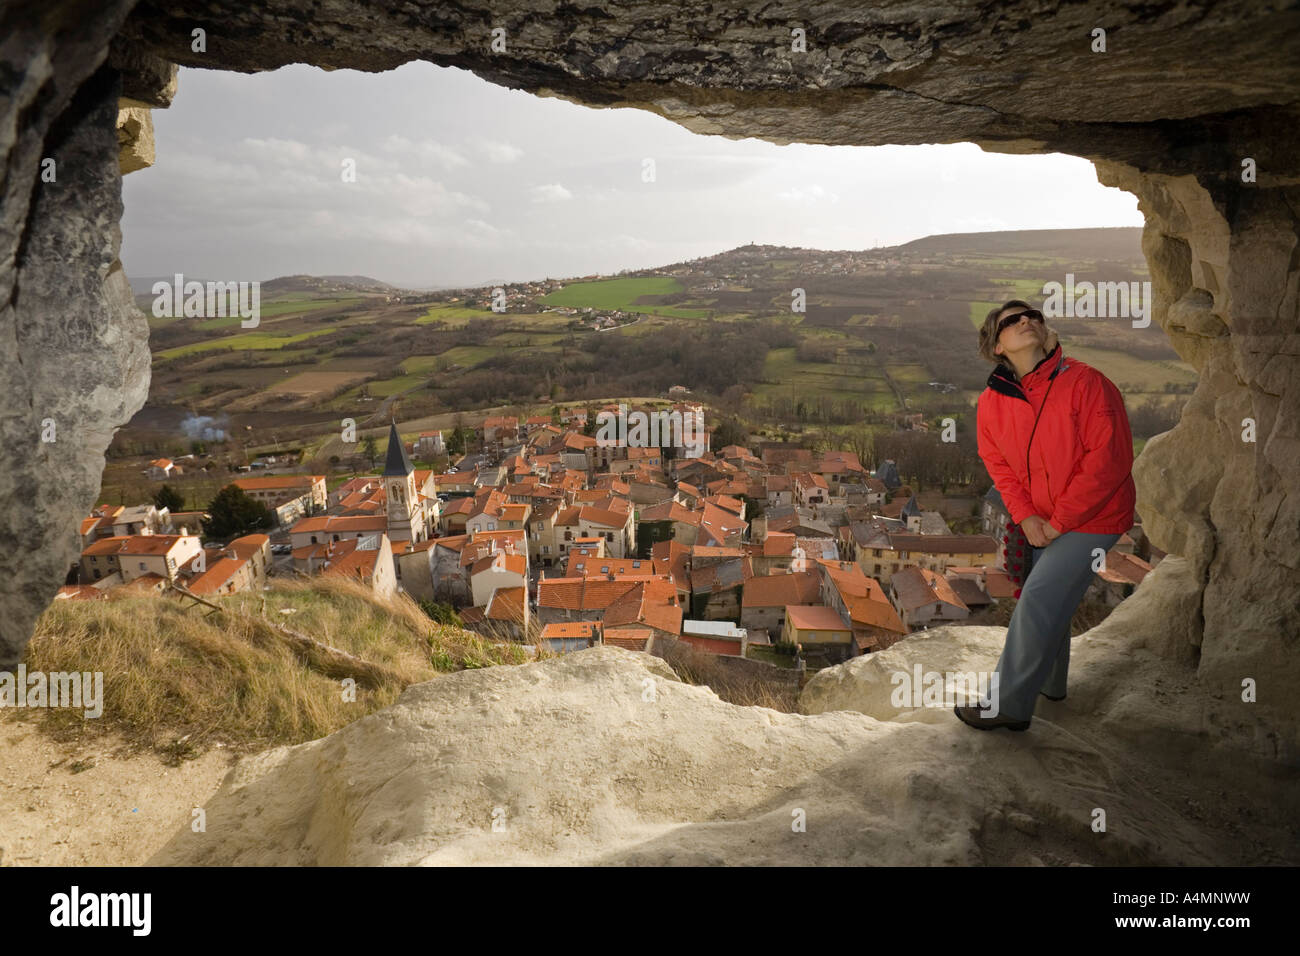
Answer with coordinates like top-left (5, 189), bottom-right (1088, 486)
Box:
top-left (992, 530), bottom-right (1121, 721)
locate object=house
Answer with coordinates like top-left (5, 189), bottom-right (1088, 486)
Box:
top-left (290, 514), bottom-right (388, 570)
top-left (415, 431), bottom-right (445, 458)
top-left (679, 619), bottom-right (748, 657)
top-left (818, 559), bottom-right (906, 653)
top-left (765, 475), bottom-right (793, 510)
top-left (184, 550), bottom-right (252, 598)
top-left (889, 566), bottom-right (971, 631)
top-left (147, 458), bottom-right (178, 480)
top-left (948, 565), bottom-right (1019, 604)
top-left (637, 499), bottom-right (702, 547)
top-left (397, 534), bottom-right (470, 605)
top-left (945, 572), bottom-right (994, 615)
top-left (552, 504), bottom-right (636, 558)
top-left (79, 532), bottom-right (203, 586)
top-left (436, 472), bottom-right (478, 495)
top-left (791, 472), bottom-right (832, 509)
top-left (695, 501), bottom-right (747, 547)
top-left (439, 495), bottom-right (477, 534)
top-left (466, 496), bottom-right (530, 537)
top-left (853, 531), bottom-right (999, 585)
top-left (114, 504), bottom-right (168, 536)
top-left (739, 569), bottom-right (821, 635)
top-left (462, 585), bottom-right (529, 640)
top-left (232, 474), bottom-right (327, 513)
top-left (540, 620), bottom-right (601, 654)
top-left (748, 530), bottom-right (798, 575)
top-left (537, 574), bottom-right (682, 642)
top-left (320, 533), bottom-right (397, 598)
top-left (469, 540), bottom-right (528, 608)
top-left (781, 605), bottom-right (853, 662)
top-left (393, 537), bottom-right (439, 602)
top-left (329, 476), bottom-right (380, 509)
top-left (480, 416), bottom-right (520, 445)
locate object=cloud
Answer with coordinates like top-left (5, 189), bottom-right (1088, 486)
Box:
top-left (775, 183), bottom-right (840, 203)
top-left (530, 183), bottom-right (573, 203)
top-left (477, 139), bottom-right (525, 163)
top-left (380, 134), bottom-right (470, 168)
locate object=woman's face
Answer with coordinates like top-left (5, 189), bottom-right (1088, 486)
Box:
top-left (994, 307), bottom-right (1047, 356)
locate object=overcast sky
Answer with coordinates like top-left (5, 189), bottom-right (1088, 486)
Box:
top-left (121, 62), bottom-right (1144, 290)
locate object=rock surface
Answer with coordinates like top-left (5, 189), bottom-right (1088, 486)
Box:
top-left (151, 643), bottom-right (1298, 866)
top-left (0, 2), bottom-right (1297, 829)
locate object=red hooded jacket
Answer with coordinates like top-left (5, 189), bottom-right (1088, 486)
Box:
top-left (976, 342), bottom-right (1136, 535)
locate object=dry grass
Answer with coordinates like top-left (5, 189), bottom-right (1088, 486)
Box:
top-left (981, 594), bottom-right (1114, 636)
top-left (15, 577), bottom-right (532, 761)
top-left (657, 640), bottom-right (800, 712)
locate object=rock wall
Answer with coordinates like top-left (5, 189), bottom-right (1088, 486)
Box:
top-left (1, 3), bottom-right (1297, 717)
top-left (0, 1), bottom-right (151, 667)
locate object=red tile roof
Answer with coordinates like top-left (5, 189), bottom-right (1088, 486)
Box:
top-left (741, 570), bottom-right (821, 608)
top-left (785, 605), bottom-right (850, 632)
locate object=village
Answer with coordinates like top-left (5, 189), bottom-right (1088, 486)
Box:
top-left (60, 399), bottom-right (1161, 676)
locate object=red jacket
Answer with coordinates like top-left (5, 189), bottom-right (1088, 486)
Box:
top-left (977, 343), bottom-right (1136, 535)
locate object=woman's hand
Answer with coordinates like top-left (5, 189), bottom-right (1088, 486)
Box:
top-left (1042, 520), bottom-right (1062, 543)
top-left (1021, 515), bottom-right (1053, 547)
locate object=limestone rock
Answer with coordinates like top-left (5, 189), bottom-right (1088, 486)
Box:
top-left (0, 3), bottom-right (1296, 828)
top-left (117, 105), bottom-right (155, 173)
top-left (150, 645), bottom-right (1296, 866)
top-left (800, 625), bottom-right (1007, 722)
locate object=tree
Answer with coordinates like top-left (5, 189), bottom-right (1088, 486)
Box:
top-left (203, 485), bottom-right (274, 540)
top-left (153, 483), bottom-right (184, 512)
top-left (361, 435), bottom-right (379, 469)
top-left (711, 416), bottom-right (749, 450)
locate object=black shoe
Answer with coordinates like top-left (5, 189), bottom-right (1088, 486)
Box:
top-left (1040, 691), bottom-right (1065, 701)
top-left (954, 703), bottom-right (1030, 732)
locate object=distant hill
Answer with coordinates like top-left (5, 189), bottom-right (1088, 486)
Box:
top-left (260, 275), bottom-right (397, 294)
top-left (128, 274), bottom-right (398, 296)
top-left (896, 227), bottom-right (1142, 260)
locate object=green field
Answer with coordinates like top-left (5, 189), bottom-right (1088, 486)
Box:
top-left (157, 327), bottom-right (338, 360)
top-left (415, 304), bottom-right (496, 326)
top-left (969, 301), bottom-right (1002, 329)
top-left (195, 296), bottom-right (366, 331)
top-left (437, 345), bottom-right (498, 367)
top-left (755, 347), bottom-right (897, 407)
top-left (401, 354), bottom-right (450, 375)
top-left (1063, 344), bottom-right (1197, 393)
top-left (539, 277), bottom-right (708, 318)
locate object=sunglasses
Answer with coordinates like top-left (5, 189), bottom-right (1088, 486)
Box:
top-left (995, 309), bottom-right (1044, 337)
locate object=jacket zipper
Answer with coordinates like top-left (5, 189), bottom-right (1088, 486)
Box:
top-left (1023, 361), bottom-right (1062, 513)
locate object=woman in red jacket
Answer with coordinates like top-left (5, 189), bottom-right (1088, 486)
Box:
top-left (956, 299), bottom-right (1136, 732)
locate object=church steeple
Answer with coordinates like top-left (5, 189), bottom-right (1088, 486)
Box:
top-left (383, 422), bottom-right (414, 477)
top-left (383, 422), bottom-right (425, 543)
